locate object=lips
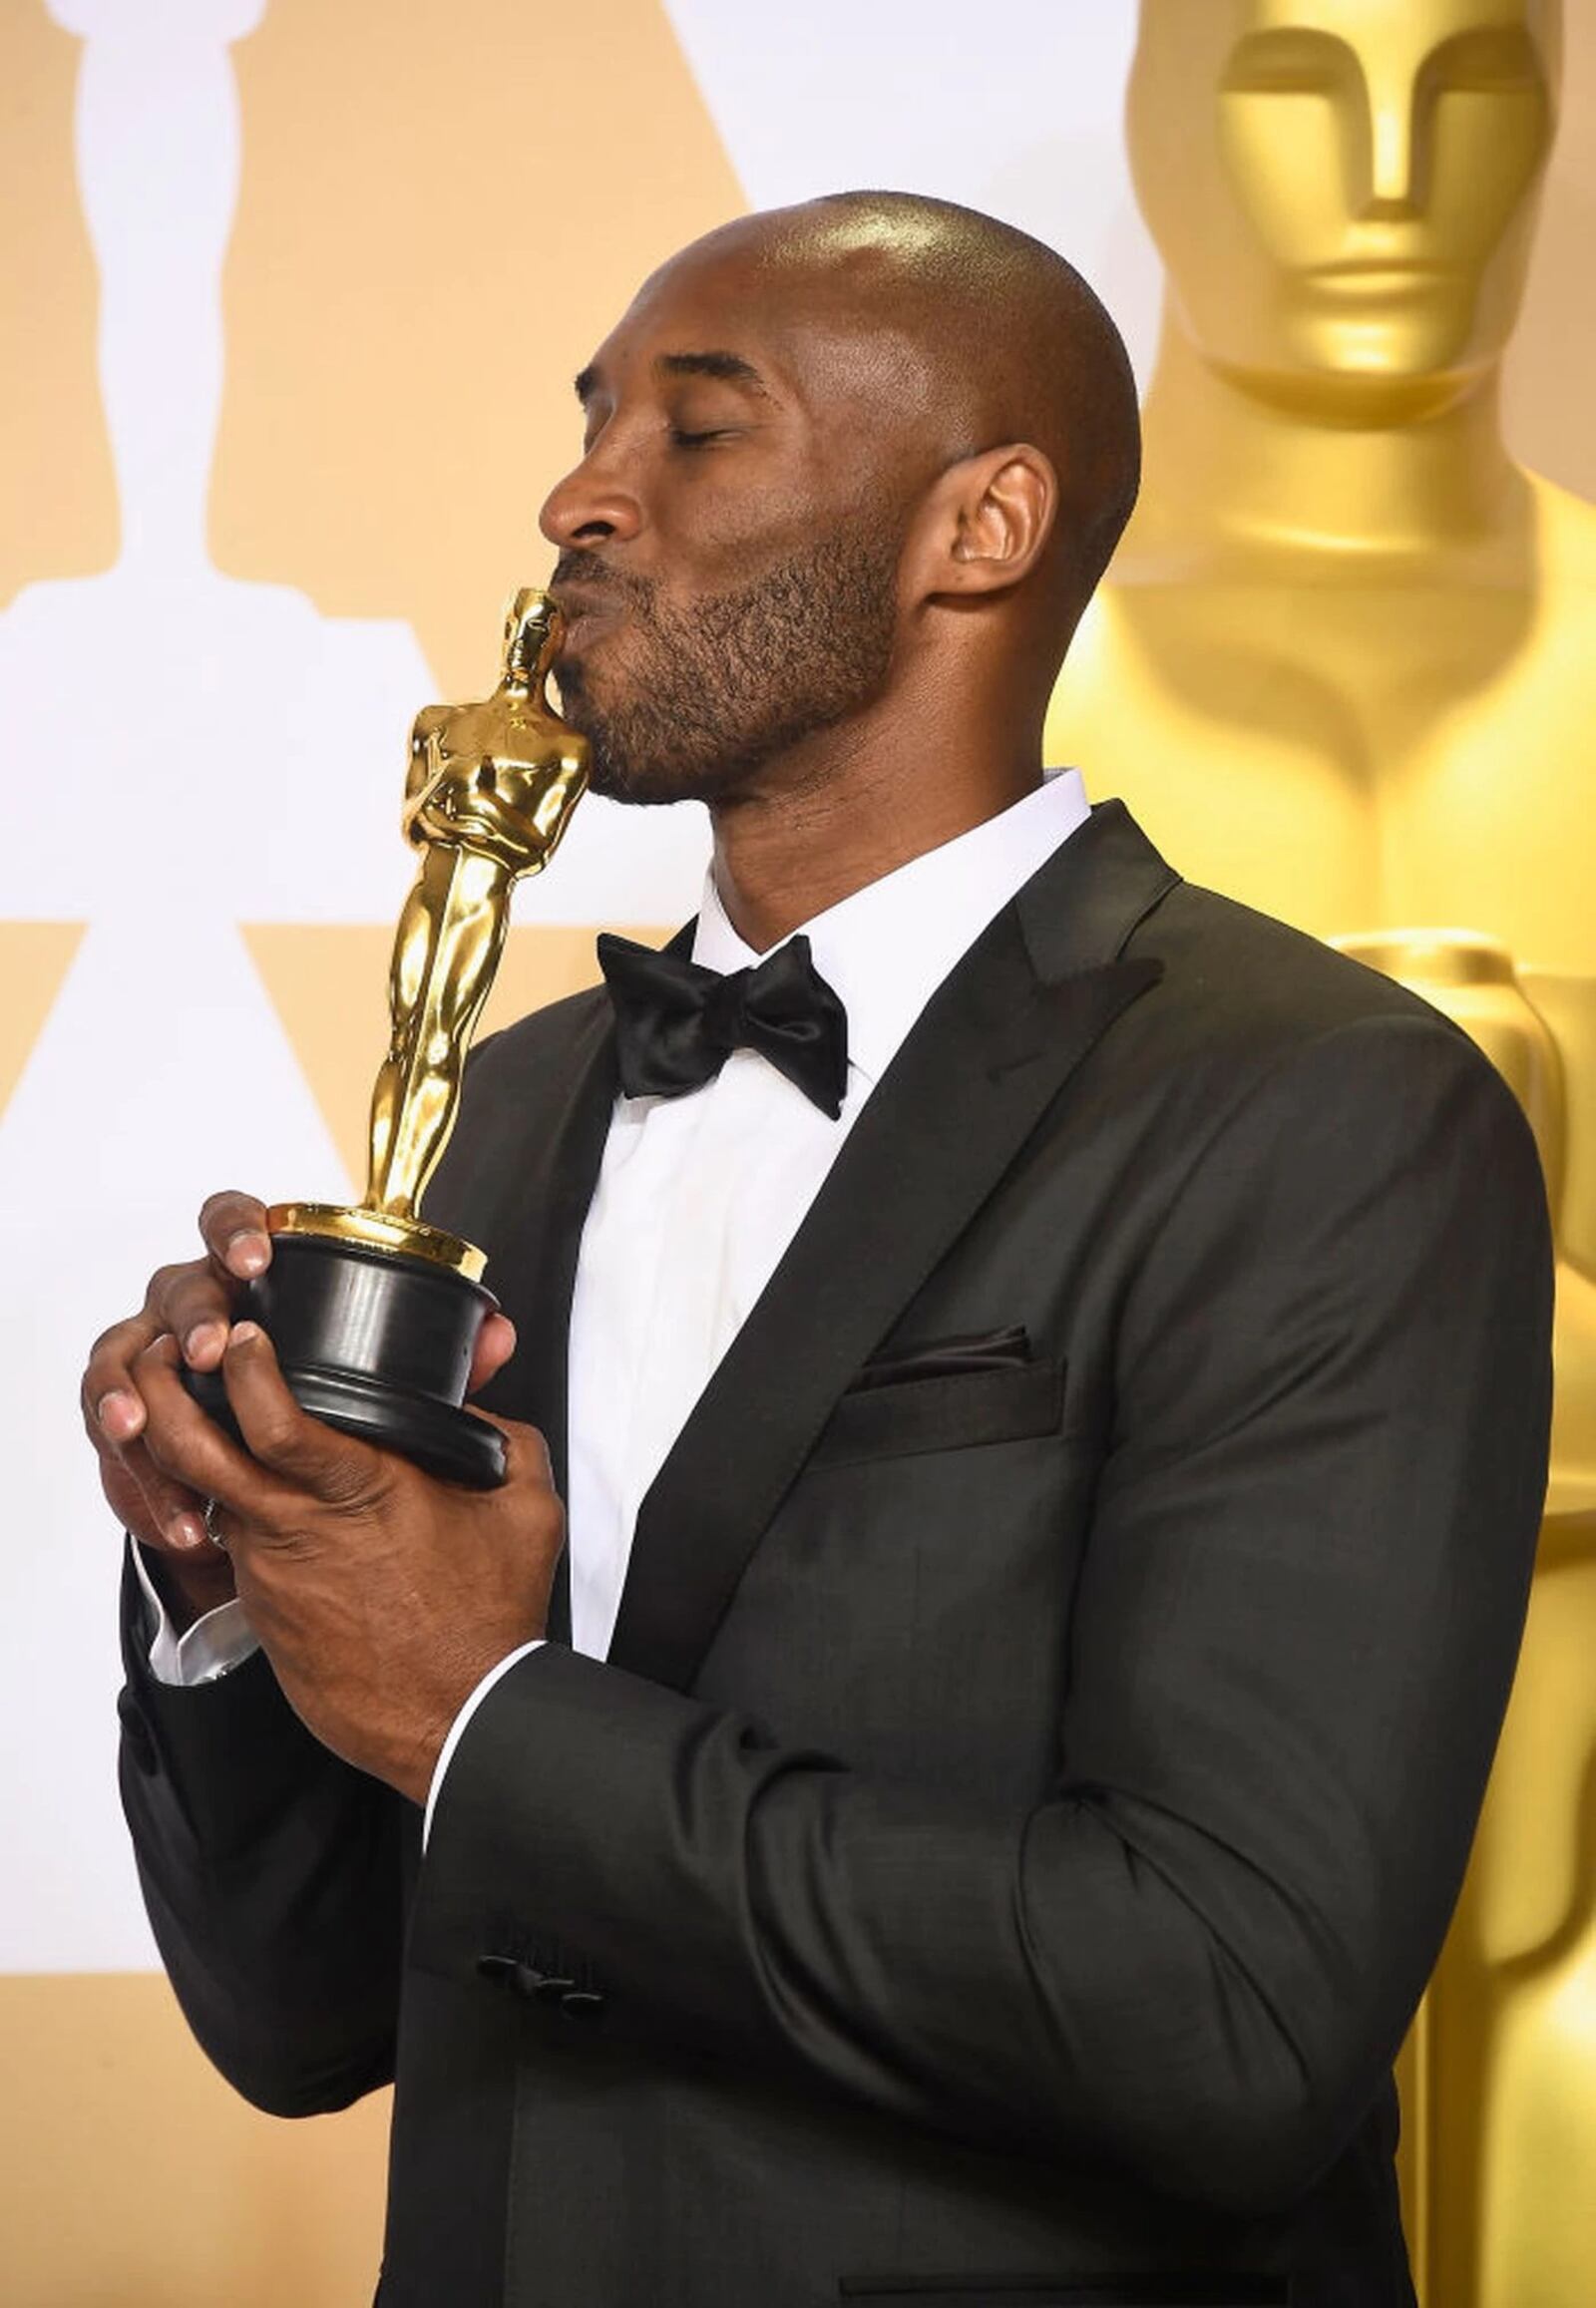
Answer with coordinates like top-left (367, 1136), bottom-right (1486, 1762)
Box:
top-left (1308, 258), bottom-right (1449, 292)
top-left (551, 593), bottom-right (620, 656)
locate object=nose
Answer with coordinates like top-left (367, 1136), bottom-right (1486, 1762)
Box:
top-left (1361, 75), bottom-right (1425, 218)
top-left (539, 439), bottom-right (643, 552)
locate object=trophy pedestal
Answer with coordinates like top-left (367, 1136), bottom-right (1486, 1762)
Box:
top-left (188, 1215), bottom-right (507, 1490)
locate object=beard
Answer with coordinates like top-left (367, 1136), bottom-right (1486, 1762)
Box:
top-left (551, 515), bottom-right (904, 806)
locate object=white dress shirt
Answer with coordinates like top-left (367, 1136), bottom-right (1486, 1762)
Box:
top-left (137, 770), bottom-right (1091, 1836)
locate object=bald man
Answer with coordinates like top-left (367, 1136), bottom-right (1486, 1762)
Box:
top-left (94, 195), bottom-right (1550, 2308)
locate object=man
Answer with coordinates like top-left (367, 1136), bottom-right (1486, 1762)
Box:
top-left (86, 193), bottom-right (1552, 2308)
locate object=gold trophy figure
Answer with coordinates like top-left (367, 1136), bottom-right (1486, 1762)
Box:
top-left (192, 588), bottom-right (589, 1487)
top-left (1044, 6), bottom-right (1595, 2302)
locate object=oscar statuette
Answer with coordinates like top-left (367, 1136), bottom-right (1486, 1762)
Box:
top-left (188, 587), bottom-right (589, 1487)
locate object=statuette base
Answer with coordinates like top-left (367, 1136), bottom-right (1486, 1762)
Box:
top-left (189, 1227), bottom-right (507, 1490)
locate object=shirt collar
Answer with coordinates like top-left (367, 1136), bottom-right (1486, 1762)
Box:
top-left (690, 770), bottom-right (1090, 1089)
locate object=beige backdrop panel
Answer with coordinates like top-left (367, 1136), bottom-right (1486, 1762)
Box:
top-left (208, 0), bottom-right (744, 696)
top-left (1503, 0), bottom-right (1596, 502)
top-left (0, 1974), bottom-right (389, 2306)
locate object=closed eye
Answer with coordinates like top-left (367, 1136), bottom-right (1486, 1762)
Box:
top-left (670, 427), bottom-right (734, 450)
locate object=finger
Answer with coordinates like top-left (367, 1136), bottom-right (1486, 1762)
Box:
top-left (197, 1190), bottom-right (273, 1282)
top-left (220, 1323), bottom-right (389, 1506)
top-left (115, 1433), bottom-right (211, 1554)
top-left (466, 1312), bottom-right (518, 1397)
top-left (83, 1311), bottom-right (163, 1442)
top-left (144, 1260), bottom-right (243, 1373)
top-left (134, 1333), bottom-right (282, 1521)
top-left (81, 1344), bottom-right (206, 1548)
top-left (93, 1435), bottom-right (208, 1557)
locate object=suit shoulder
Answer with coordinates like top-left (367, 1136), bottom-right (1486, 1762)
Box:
top-left (1132, 876), bottom-right (1469, 1054)
top-left (1113, 876), bottom-right (1539, 1169)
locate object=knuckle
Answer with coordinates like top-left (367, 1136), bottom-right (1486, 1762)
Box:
top-left (251, 1403), bottom-right (300, 1460)
top-left (144, 1262), bottom-right (198, 1317)
top-left (199, 1188), bottom-right (262, 1240)
top-left (87, 1314), bottom-right (146, 1368)
top-left (169, 1272), bottom-right (231, 1327)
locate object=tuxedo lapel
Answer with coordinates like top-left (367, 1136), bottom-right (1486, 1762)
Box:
top-left (466, 996), bottom-right (618, 1645)
top-left (606, 804), bottom-right (1177, 1691)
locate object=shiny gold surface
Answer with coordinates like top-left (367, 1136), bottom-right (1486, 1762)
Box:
top-left (1049, 0), bottom-right (1593, 961)
top-left (1045, 7), bottom-right (1593, 2301)
top-left (273, 588), bottom-right (589, 1275)
top-left (1334, 931), bottom-right (1596, 2307)
top-left (265, 1203), bottom-right (487, 1285)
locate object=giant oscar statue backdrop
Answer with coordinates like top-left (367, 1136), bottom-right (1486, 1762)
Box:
top-left (1046, 5), bottom-right (1595, 2304)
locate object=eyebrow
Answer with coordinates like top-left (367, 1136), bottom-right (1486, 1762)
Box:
top-left (574, 350), bottom-right (769, 405)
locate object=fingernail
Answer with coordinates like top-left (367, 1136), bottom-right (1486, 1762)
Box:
top-left (226, 1230), bottom-right (270, 1277)
top-left (184, 1322), bottom-right (226, 1365)
top-left (229, 1321), bottom-right (261, 1346)
top-left (98, 1389), bottom-right (143, 1439)
top-left (170, 1510), bottom-right (207, 1552)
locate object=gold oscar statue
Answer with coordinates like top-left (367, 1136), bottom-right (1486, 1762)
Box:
top-left (193, 588), bottom-right (589, 1488)
top-left (1045, 5), bottom-right (1595, 2301)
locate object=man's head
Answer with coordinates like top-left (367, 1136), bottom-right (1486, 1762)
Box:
top-left (1130, 0), bottom-right (1559, 421)
top-left (541, 192), bottom-right (1138, 806)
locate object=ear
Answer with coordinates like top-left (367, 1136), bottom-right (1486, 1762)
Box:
top-left (907, 442), bottom-right (1058, 602)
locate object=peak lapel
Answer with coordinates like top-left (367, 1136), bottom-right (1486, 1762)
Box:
top-left (606, 805), bottom-right (1176, 1692)
top-left (453, 995), bottom-right (618, 1645)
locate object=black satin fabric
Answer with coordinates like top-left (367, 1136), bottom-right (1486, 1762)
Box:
top-left (596, 930), bottom-right (850, 1118)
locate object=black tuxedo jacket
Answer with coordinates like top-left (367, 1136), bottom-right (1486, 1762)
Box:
top-left (120, 805), bottom-right (1553, 2308)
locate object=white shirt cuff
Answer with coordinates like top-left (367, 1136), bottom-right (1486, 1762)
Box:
top-left (424, 1640), bottom-right (544, 1848)
top-left (132, 1542), bottom-right (261, 1687)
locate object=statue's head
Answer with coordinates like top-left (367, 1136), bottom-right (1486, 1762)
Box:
top-left (1129, 0), bottom-right (1560, 418)
top-left (503, 586), bottom-right (559, 686)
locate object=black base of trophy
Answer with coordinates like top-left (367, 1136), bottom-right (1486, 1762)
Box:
top-left (186, 1230), bottom-right (507, 1489)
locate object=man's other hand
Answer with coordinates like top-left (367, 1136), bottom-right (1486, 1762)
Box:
top-left (122, 1319), bottom-right (559, 1803)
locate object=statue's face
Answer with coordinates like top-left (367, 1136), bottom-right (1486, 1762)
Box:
top-left (1129, 0), bottom-right (1558, 414)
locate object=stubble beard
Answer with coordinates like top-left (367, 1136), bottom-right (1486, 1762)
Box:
top-left (553, 518), bottom-right (905, 807)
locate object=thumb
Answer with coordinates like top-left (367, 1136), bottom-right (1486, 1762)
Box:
top-left (470, 1408), bottom-right (554, 1489)
top-left (221, 1322), bottom-right (389, 1506)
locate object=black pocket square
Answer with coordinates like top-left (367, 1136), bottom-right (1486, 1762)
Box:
top-left (850, 1324), bottom-right (1033, 1394)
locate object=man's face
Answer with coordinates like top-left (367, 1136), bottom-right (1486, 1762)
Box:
top-left (1129, 0), bottom-right (1557, 416)
top-left (540, 238), bottom-right (921, 805)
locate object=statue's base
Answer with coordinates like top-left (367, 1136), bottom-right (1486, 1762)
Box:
top-left (185, 1215), bottom-right (506, 1490)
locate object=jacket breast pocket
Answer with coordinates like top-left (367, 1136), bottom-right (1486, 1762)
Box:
top-left (809, 1354), bottom-right (1066, 1471)
top-left (838, 2281), bottom-right (1289, 2306)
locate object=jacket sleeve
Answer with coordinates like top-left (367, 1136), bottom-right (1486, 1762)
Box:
top-left (118, 1547), bottom-right (414, 2116)
top-left (409, 1010), bottom-right (1552, 2215)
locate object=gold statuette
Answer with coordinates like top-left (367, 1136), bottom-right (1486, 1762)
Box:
top-left (193, 588), bottom-right (589, 1487)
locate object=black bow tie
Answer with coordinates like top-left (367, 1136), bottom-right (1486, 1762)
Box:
top-left (596, 931), bottom-right (850, 1118)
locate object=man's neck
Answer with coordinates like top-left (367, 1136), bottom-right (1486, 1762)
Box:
top-left (706, 717), bottom-right (1043, 955)
top-left (1120, 324), bottom-right (1532, 585)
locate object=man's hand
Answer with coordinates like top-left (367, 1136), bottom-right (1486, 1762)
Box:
top-left (124, 1321), bottom-right (563, 1806)
top-left (81, 1190), bottom-right (519, 1630)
